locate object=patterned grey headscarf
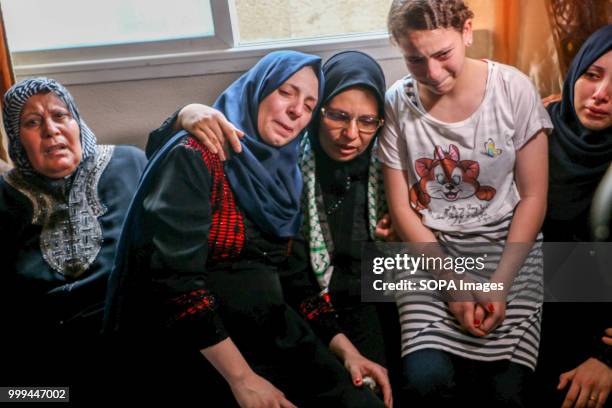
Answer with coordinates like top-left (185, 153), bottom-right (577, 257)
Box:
top-left (2, 77), bottom-right (97, 177)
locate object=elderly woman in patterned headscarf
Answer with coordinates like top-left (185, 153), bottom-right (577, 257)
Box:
top-left (0, 78), bottom-right (146, 386)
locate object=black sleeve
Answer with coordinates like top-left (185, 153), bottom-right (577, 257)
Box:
top-left (280, 231), bottom-right (342, 346)
top-left (144, 140), bottom-right (228, 350)
top-left (0, 180), bottom-right (30, 274)
top-left (0, 181), bottom-right (33, 330)
top-left (146, 109), bottom-right (182, 158)
top-left (593, 342), bottom-right (612, 367)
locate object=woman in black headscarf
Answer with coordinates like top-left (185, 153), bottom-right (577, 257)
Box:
top-left (544, 24), bottom-right (612, 241)
top-left (538, 24), bottom-right (612, 408)
top-left (293, 50), bottom-right (400, 375)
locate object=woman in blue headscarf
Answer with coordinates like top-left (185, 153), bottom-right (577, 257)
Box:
top-left (104, 51), bottom-right (387, 407)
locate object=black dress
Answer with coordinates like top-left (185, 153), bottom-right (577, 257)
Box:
top-left (538, 132), bottom-right (612, 407)
top-left (105, 136), bottom-right (385, 407)
top-left (538, 222), bottom-right (612, 407)
top-left (0, 145), bottom-right (146, 396)
top-left (293, 136), bottom-right (401, 389)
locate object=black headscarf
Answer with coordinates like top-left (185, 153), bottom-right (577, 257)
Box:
top-left (547, 24), bottom-right (612, 222)
top-left (308, 51), bottom-right (386, 198)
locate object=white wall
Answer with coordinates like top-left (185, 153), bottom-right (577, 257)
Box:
top-left (64, 29), bottom-right (493, 149)
top-left (68, 72), bottom-right (244, 148)
top-left (66, 54), bottom-right (408, 148)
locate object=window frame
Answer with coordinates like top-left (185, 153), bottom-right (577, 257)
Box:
top-left (9, 0), bottom-right (396, 85)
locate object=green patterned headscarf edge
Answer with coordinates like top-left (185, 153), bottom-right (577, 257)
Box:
top-left (299, 135), bottom-right (387, 291)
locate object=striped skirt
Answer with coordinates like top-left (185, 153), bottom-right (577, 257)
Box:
top-left (396, 215), bottom-right (543, 370)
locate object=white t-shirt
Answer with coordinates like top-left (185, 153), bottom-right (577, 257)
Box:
top-left (378, 60), bottom-right (553, 233)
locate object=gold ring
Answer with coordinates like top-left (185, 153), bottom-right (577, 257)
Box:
top-left (590, 395), bottom-right (598, 401)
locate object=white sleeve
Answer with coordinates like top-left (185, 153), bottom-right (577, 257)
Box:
top-left (508, 69), bottom-right (554, 150)
top-left (377, 91), bottom-right (409, 170)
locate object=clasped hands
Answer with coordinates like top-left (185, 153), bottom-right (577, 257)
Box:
top-left (444, 274), bottom-right (507, 337)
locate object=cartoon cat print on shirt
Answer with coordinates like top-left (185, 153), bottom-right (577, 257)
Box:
top-left (409, 144), bottom-right (496, 210)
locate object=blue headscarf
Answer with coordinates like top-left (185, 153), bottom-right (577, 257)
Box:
top-left (215, 50), bottom-right (323, 237)
top-left (3, 77), bottom-right (97, 178)
top-left (547, 24), bottom-right (612, 221)
top-left (103, 51), bottom-right (322, 332)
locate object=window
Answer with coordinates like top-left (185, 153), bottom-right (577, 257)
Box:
top-left (2, 0), bottom-right (234, 67)
top-left (235, 1), bottom-right (392, 44)
top-left (2, 0), bottom-right (394, 84)
top-left (3, 0), bottom-right (215, 51)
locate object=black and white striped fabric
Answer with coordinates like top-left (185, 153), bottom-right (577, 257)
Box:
top-left (396, 215), bottom-right (544, 370)
top-left (2, 77), bottom-right (97, 177)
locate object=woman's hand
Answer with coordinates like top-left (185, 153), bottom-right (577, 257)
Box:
top-left (375, 213), bottom-right (400, 242)
top-left (448, 299), bottom-right (506, 337)
top-left (445, 274), bottom-right (503, 337)
top-left (603, 328), bottom-right (612, 346)
top-left (477, 301), bottom-right (506, 335)
top-left (447, 301), bottom-right (488, 337)
top-left (229, 372), bottom-right (297, 408)
top-left (201, 338), bottom-right (295, 408)
top-left (329, 334), bottom-right (393, 407)
top-left (344, 353), bottom-right (393, 408)
top-left (558, 358), bottom-right (612, 408)
top-left (177, 103), bottom-right (244, 161)
top-left (471, 280), bottom-right (508, 336)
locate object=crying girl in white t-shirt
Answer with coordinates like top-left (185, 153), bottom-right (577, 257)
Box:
top-left (378, 1), bottom-right (553, 406)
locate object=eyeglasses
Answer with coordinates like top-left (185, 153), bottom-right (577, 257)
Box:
top-left (320, 107), bottom-right (383, 134)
